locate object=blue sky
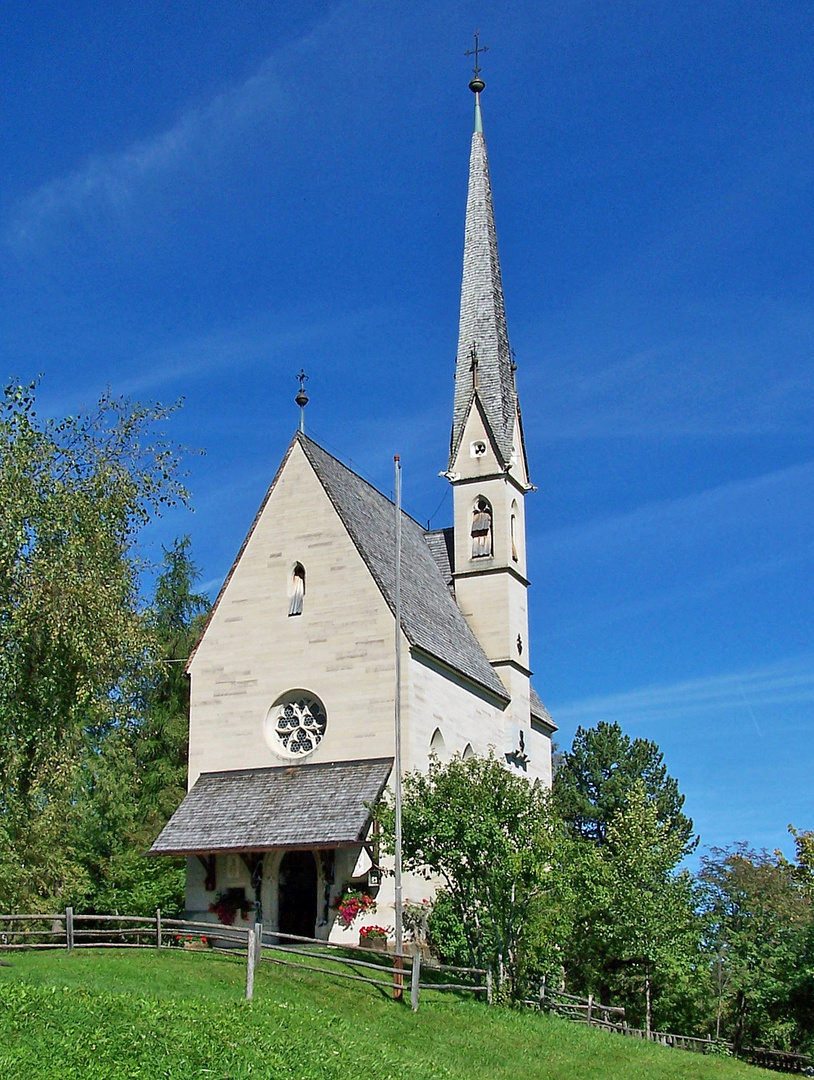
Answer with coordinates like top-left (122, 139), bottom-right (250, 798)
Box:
top-left (2, 1), bottom-right (812, 861)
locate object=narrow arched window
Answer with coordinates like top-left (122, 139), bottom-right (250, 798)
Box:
top-left (462, 743), bottom-right (474, 761)
top-left (289, 563), bottom-right (305, 616)
top-left (510, 502), bottom-right (519, 563)
top-left (430, 728), bottom-right (446, 760)
top-left (471, 497), bottom-right (493, 558)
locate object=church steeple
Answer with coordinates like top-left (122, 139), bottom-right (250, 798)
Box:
top-left (448, 72), bottom-right (525, 478)
top-left (446, 59), bottom-right (534, 761)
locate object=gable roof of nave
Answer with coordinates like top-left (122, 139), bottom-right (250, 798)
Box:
top-left (188, 432), bottom-right (560, 726)
top-left (298, 434), bottom-right (508, 703)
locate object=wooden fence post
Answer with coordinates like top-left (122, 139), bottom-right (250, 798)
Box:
top-left (393, 953), bottom-right (404, 1001)
top-left (587, 993), bottom-right (593, 1025)
top-left (486, 966), bottom-right (493, 1005)
top-left (245, 924), bottom-right (258, 1001)
top-left (254, 922), bottom-right (263, 968)
top-left (156, 909), bottom-right (162, 949)
top-left (410, 950), bottom-right (421, 1012)
top-left (65, 907), bottom-right (74, 952)
top-left (539, 975), bottom-right (546, 1010)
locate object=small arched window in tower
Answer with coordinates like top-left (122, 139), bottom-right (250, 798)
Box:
top-left (289, 563), bottom-right (306, 617)
top-left (510, 501), bottom-right (519, 563)
top-left (471, 497), bottom-right (493, 558)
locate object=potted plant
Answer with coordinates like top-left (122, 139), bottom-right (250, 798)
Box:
top-left (174, 935), bottom-right (211, 951)
top-left (402, 898), bottom-right (433, 959)
top-left (359, 925), bottom-right (389, 951)
top-left (209, 888), bottom-right (255, 926)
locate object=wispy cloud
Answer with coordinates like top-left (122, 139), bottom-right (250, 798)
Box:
top-left (6, 59), bottom-right (287, 251)
top-left (522, 308), bottom-right (814, 441)
top-left (552, 654), bottom-right (814, 729)
top-left (532, 459), bottom-right (814, 635)
top-left (536, 458), bottom-right (814, 565)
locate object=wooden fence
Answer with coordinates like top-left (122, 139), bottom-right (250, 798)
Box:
top-left (534, 978), bottom-right (814, 1075)
top-left (2, 911), bottom-right (811, 1072)
top-left (0, 909), bottom-right (485, 1011)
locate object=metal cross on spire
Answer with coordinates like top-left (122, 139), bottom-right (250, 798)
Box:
top-left (465, 29), bottom-right (489, 79)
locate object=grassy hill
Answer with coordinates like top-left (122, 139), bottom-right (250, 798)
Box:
top-left (0, 948), bottom-right (771, 1079)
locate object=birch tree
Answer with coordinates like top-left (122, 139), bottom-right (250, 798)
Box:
top-left (0, 380), bottom-right (188, 910)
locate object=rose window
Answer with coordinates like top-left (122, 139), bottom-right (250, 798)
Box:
top-left (265, 692), bottom-right (327, 759)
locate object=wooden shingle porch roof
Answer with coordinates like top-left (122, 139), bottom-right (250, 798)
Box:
top-left (148, 757), bottom-right (393, 856)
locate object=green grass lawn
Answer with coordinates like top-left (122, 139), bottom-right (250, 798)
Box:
top-left (0, 947), bottom-right (771, 1080)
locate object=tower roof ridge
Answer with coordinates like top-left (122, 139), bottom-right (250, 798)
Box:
top-left (449, 92), bottom-right (523, 472)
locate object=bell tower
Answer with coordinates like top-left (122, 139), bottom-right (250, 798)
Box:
top-left (446, 59), bottom-right (533, 747)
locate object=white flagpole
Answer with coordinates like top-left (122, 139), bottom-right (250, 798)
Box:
top-left (393, 454), bottom-right (404, 998)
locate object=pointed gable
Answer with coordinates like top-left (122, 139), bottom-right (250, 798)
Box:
top-left (188, 432), bottom-right (508, 704)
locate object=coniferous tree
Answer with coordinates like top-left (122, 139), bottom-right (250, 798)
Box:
top-left (73, 538), bottom-right (209, 916)
top-left (554, 720), bottom-right (695, 856)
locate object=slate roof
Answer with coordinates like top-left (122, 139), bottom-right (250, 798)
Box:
top-left (149, 758), bottom-right (393, 855)
top-left (422, 527), bottom-right (454, 591)
top-left (530, 686), bottom-right (557, 733)
top-left (299, 435), bottom-right (509, 703)
top-left (449, 116), bottom-right (522, 472)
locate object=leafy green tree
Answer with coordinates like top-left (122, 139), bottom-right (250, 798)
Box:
top-left (554, 720), bottom-right (695, 855)
top-left (587, 783), bottom-right (701, 1035)
top-left (382, 752), bottom-right (574, 997)
top-left (0, 380), bottom-right (188, 911)
top-left (698, 840), bottom-right (814, 1053)
top-left (72, 538), bottom-right (209, 916)
top-left (786, 829), bottom-right (814, 1054)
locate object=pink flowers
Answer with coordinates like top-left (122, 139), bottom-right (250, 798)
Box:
top-left (335, 888), bottom-right (377, 928)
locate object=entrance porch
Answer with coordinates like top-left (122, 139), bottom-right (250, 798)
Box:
top-left (148, 757), bottom-right (391, 940)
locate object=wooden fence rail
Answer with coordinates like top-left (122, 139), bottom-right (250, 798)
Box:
top-left (0, 910), bottom-right (485, 1010)
top-left (535, 978), bottom-right (814, 1074)
top-left (254, 927), bottom-right (487, 1008)
top-left (5, 910), bottom-right (805, 1071)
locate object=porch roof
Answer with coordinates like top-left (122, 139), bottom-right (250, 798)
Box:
top-left (148, 757), bottom-right (393, 856)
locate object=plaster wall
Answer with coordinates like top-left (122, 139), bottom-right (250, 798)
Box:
top-left (454, 570), bottom-right (529, 676)
top-left (404, 651), bottom-right (506, 769)
top-left (187, 441), bottom-right (398, 785)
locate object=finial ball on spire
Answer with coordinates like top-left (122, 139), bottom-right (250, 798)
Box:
top-left (295, 368), bottom-right (309, 409)
top-left (295, 369), bottom-right (309, 433)
top-left (469, 77), bottom-right (485, 94)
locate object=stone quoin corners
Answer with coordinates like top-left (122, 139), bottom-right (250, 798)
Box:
top-left (149, 71), bottom-right (556, 942)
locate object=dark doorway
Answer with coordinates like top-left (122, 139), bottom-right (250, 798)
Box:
top-left (278, 850), bottom-right (317, 940)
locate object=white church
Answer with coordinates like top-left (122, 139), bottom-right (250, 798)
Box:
top-left (150, 71), bottom-right (556, 941)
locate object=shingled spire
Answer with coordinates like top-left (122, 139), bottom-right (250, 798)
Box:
top-left (449, 76), bottom-right (523, 473)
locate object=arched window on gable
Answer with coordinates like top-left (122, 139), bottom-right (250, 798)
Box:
top-left (289, 563), bottom-right (306, 616)
top-left (510, 501), bottom-right (519, 563)
top-left (462, 743), bottom-right (474, 761)
top-left (471, 497), bottom-right (493, 558)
